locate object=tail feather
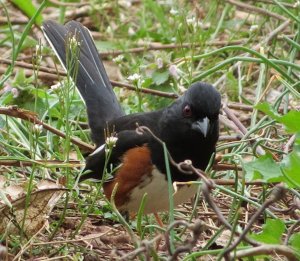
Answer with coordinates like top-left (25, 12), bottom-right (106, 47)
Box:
top-left (42, 20), bottom-right (124, 145)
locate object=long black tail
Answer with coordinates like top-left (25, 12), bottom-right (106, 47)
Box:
top-left (42, 20), bottom-right (124, 145)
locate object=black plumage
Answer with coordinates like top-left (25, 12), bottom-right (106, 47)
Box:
top-left (42, 20), bottom-right (221, 213)
top-left (43, 20), bottom-right (123, 145)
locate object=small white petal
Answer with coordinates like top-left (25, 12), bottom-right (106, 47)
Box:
top-left (170, 9), bottom-right (178, 15)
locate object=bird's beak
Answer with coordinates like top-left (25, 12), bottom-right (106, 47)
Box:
top-left (192, 117), bottom-right (210, 137)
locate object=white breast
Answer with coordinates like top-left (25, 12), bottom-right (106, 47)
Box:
top-left (119, 168), bottom-right (198, 214)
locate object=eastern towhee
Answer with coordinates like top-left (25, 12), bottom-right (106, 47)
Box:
top-left (42, 20), bottom-right (221, 214)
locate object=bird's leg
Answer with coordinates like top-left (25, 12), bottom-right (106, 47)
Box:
top-left (154, 213), bottom-right (164, 227)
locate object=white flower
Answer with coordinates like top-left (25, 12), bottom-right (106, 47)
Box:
top-left (186, 16), bottom-right (202, 28)
top-left (170, 8), bottom-right (178, 15)
top-left (120, 13), bottom-right (126, 22)
top-left (112, 55), bottom-right (124, 63)
top-left (156, 58), bottom-right (163, 69)
top-left (35, 44), bottom-right (40, 52)
top-left (33, 124), bottom-right (43, 133)
top-left (106, 136), bottom-right (118, 147)
top-left (69, 36), bottom-right (80, 49)
top-left (119, 0), bottom-right (131, 8)
top-left (128, 27), bottom-right (135, 36)
top-left (11, 88), bottom-right (19, 98)
top-left (186, 17), bottom-right (195, 25)
top-left (35, 44), bottom-right (43, 61)
top-left (51, 82), bottom-right (62, 90)
top-left (127, 73), bottom-right (141, 82)
top-left (0, 85), bottom-right (19, 98)
top-left (250, 24), bottom-right (258, 32)
top-left (106, 26), bottom-right (113, 34)
top-left (169, 64), bottom-right (179, 79)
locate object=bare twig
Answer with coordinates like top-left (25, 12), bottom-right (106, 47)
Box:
top-left (213, 163), bottom-right (242, 171)
top-left (214, 179), bottom-right (272, 186)
top-left (0, 17), bottom-right (28, 25)
top-left (252, 0), bottom-right (296, 8)
top-left (226, 103), bottom-right (253, 111)
top-left (284, 219), bottom-right (300, 245)
top-left (230, 244), bottom-right (298, 260)
top-left (222, 106), bottom-right (248, 135)
top-left (99, 39), bottom-right (248, 57)
top-left (0, 159), bottom-right (82, 168)
top-left (218, 135), bottom-right (242, 141)
top-left (168, 220), bottom-right (207, 261)
top-left (284, 134), bottom-right (296, 154)
top-left (110, 80), bottom-right (178, 98)
top-left (0, 106), bottom-right (94, 151)
top-left (264, 20), bottom-right (291, 45)
top-left (46, 5), bottom-right (91, 20)
top-left (118, 235), bottom-right (162, 261)
top-left (214, 20), bottom-right (290, 87)
top-left (0, 58), bottom-right (178, 99)
top-left (226, 0), bottom-right (287, 21)
top-left (32, 230), bottom-right (112, 246)
top-left (165, 220), bottom-right (190, 255)
top-left (222, 106), bottom-right (267, 156)
top-left (223, 184), bottom-right (286, 259)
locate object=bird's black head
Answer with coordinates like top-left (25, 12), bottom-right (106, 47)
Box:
top-left (161, 82), bottom-right (221, 141)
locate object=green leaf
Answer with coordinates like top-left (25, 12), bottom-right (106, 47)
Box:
top-left (294, 134), bottom-right (300, 152)
top-left (281, 151), bottom-right (300, 188)
top-left (141, 78), bottom-right (153, 88)
top-left (250, 219), bottom-right (285, 244)
top-left (226, 71), bottom-right (239, 101)
top-left (13, 68), bottom-right (27, 85)
top-left (289, 233), bottom-right (300, 252)
top-left (11, 0), bottom-right (42, 25)
top-left (243, 154), bottom-right (283, 182)
top-left (0, 92), bottom-right (13, 105)
top-left (256, 102), bottom-right (300, 133)
top-left (255, 102), bottom-right (280, 120)
top-left (145, 0), bottom-right (169, 32)
top-left (280, 111), bottom-right (300, 133)
top-left (152, 70), bottom-right (169, 85)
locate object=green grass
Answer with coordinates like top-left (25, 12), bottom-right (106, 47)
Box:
top-left (0, 0), bottom-right (300, 260)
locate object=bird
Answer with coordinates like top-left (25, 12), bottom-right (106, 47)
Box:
top-left (42, 20), bottom-right (221, 215)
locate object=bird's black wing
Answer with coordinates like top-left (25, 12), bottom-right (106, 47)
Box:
top-left (80, 129), bottom-right (153, 181)
top-left (42, 20), bottom-right (124, 145)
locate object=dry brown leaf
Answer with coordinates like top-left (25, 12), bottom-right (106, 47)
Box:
top-left (0, 180), bottom-right (65, 237)
top-left (36, 179), bottom-right (60, 190)
top-left (215, 229), bottom-right (234, 247)
top-left (3, 184), bottom-right (25, 201)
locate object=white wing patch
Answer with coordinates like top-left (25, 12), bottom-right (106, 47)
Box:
top-left (90, 143), bottom-right (105, 156)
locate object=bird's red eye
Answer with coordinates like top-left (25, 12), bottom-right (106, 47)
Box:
top-left (183, 105), bottom-right (192, 117)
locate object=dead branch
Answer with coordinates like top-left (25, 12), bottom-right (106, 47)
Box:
top-left (230, 244), bottom-right (298, 261)
top-left (0, 106), bottom-right (94, 151)
top-left (0, 58), bottom-right (178, 99)
top-left (0, 159), bottom-right (82, 168)
top-left (225, 0), bottom-right (287, 21)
